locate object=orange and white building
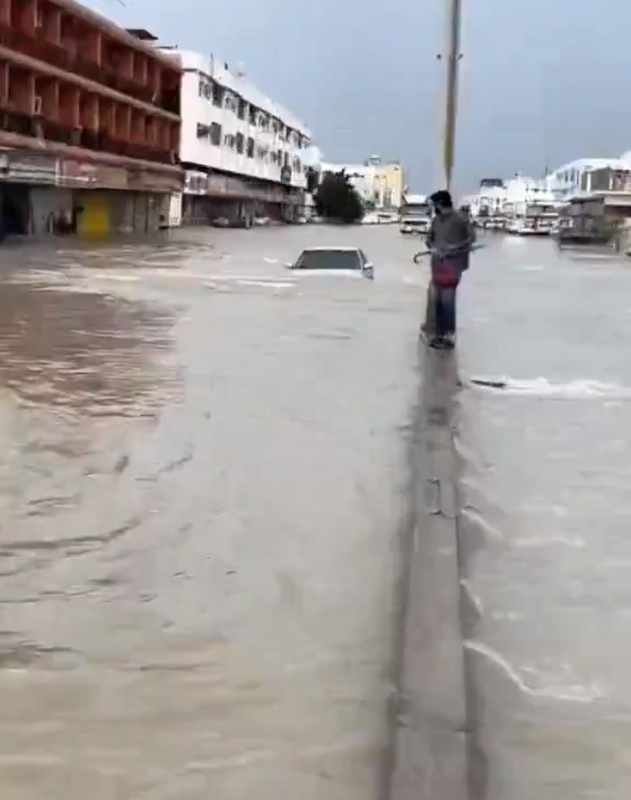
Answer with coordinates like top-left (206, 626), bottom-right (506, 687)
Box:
top-left (0, 0), bottom-right (183, 236)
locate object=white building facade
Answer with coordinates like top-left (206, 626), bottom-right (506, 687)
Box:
top-left (164, 49), bottom-right (313, 225)
top-left (467, 175), bottom-right (556, 219)
top-left (545, 158), bottom-right (629, 203)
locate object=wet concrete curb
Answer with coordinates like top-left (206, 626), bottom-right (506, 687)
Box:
top-left (388, 347), bottom-right (468, 800)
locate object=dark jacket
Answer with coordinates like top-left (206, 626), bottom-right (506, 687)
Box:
top-left (426, 209), bottom-right (476, 282)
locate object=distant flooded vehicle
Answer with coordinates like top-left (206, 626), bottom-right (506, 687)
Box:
top-left (286, 247), bottom-right (374, 279)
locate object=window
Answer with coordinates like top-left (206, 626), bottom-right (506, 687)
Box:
top-left (210, 122), bottom-right (222, 145)
top-left (224, 134), bottom-right (236, 149)
top-left (236, 132), bottom-right (245, 154)
top-left (249, 106), bottom-right (258, 125)
top-left (196, 123), bottom-right (210, 138)
top-left (246, 137), bottom-right (255, 158)
top-left (260, 114), bottom-right (269, 131)
top-left (212, 82), bottom-right (224, 107)
top-left (198, 78), bottom-right (205, 97)
top-left (238, 99), bottom-right (247, 120)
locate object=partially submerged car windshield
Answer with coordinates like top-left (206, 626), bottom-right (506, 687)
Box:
top-left (295, 249), bottom-right (362, 270)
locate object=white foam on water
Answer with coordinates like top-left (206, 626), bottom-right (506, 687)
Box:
top-left (236, 280), bottom-right (295, 289)
top-left (513, 533), bottom-right (587, 550)
top-left (465, 640), bottom-right (607, 703)
top-left (94, 274), bottom-right (141, 282)
top-left (471, 377), bottom-right (631, 399)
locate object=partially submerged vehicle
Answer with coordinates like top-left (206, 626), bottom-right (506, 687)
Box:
top-left (286, 247), bottom-right (374, 279)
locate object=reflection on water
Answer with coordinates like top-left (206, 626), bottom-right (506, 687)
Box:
top-left (0, 281), bottom-right (174, 413)
top-left (0, 228), bottom-right (423, 800)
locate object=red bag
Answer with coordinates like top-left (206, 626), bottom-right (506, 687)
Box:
top-left (431, 257), bottom-right (460, 287)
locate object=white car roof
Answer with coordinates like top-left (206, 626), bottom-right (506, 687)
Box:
top-left (301, 246), bottom-right (360, 252)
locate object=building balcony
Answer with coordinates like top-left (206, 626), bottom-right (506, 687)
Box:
top-left (0, 106), bottom-right (178, 166)
top-left (0, 22), bottom-right (179, 115)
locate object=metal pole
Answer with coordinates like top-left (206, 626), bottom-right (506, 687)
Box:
top-left (443, 0), bottom-right (462, 192)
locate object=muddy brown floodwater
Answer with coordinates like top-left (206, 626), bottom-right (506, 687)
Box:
top-left (0, 226), bottom-right (426, 800)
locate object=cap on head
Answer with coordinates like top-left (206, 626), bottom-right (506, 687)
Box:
top-left (429, 190), bottom-right (453, 209)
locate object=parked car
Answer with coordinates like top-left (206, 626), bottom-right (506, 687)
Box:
top-left (286, 247), bottom-right (374, 279)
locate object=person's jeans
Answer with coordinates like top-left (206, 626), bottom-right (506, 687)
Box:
top-left (434, 285), bottom-right (457, 337)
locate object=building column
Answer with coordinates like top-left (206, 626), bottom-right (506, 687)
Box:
top-left (0, 0), bottom-right (10, 26)
top-left (0, 62), bottom-right (8, 105)
top-left (99, 98), bottom-right (115, 139)
top-left (80, 92), bottom-right (98, 136)
top-left (38, 77), bottom-right (59, 120)
top-left (16, 0), bottom-right (37, 34)
top-left (58, 84), bottom-right (79, 129)
top-left (45, 6), bottom-right (61, 44)
top-left (83, 30), bottom-right (101, 65)
top-left (148, 63), bottom-right (161, 103)
top-left (12, 70), bottom-right (35, 114)
top-left (130, 110), bottom-right (144, 144)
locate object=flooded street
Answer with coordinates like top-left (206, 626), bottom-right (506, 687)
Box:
top-left (458, 236), bottom-right (631, 799)
top-left (3, 226), bottom-right (629, 799)
top-left (0, 226), bottom-right (424, 800)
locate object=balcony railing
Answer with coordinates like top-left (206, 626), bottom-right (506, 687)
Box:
top-left (0, 24), bottom-right (180, 115)
top-left (0, 105), bottom-right (179, 166)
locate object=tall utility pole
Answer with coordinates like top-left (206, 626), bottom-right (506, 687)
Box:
top-left (443, 0), bottom-right (463, 192)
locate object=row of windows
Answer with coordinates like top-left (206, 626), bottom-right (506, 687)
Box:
top-left (197, 76), bottom-right (306, 148)
top-left (195, 122), bottom-right (301, 170)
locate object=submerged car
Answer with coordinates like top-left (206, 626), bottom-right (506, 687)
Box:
top-left (286, 247), bottom-right (374, 279)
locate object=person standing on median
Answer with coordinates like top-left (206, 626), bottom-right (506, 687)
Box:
top-left (423, 189), bottom-right (476, 350)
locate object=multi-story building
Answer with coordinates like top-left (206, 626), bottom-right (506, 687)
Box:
top-left (366, 156), bottom-right (404, 210)
top-left (319, 157), bottom-right (405, 210)
top-left (0, 0), bottom-right (182, 237)
top-left (166, 49), bottom-right (311, 225)
top-left (545, 158), bottom-right (631, 203)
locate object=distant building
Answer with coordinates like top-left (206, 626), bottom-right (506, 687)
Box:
top-left (545, 158), bottom-right (629, 202)
top-left (166, 49), bottom-right (312, 225)
top-left (0, 0), bottom-right (183, 237)
top-left (320, 157), bottom-right (405, 209)
top-left (373, 160), bottom-right (405, 209)
top-left (467, 175), bottom-right (556, 219)
top-left (321, 162), bottom-right (376, 204)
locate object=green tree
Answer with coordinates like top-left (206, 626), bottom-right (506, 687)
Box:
top-left (314, 170), bottom-right (365, 224)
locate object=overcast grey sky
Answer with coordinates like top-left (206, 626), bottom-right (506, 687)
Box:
top-left (87, 0), bottom-right (630, 192)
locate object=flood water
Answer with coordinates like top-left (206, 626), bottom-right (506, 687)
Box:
top-left (457, 235), bottom-right (631, 799)
top-left (0, 226), bottom-right (425, 800)
top-left (2, 227), bottom-right (629, 799)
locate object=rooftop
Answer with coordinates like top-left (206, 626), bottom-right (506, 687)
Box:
top-left (171, 49), bottom-right (310, 136)
top-left (126, 29), bottom-right (158, 42)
